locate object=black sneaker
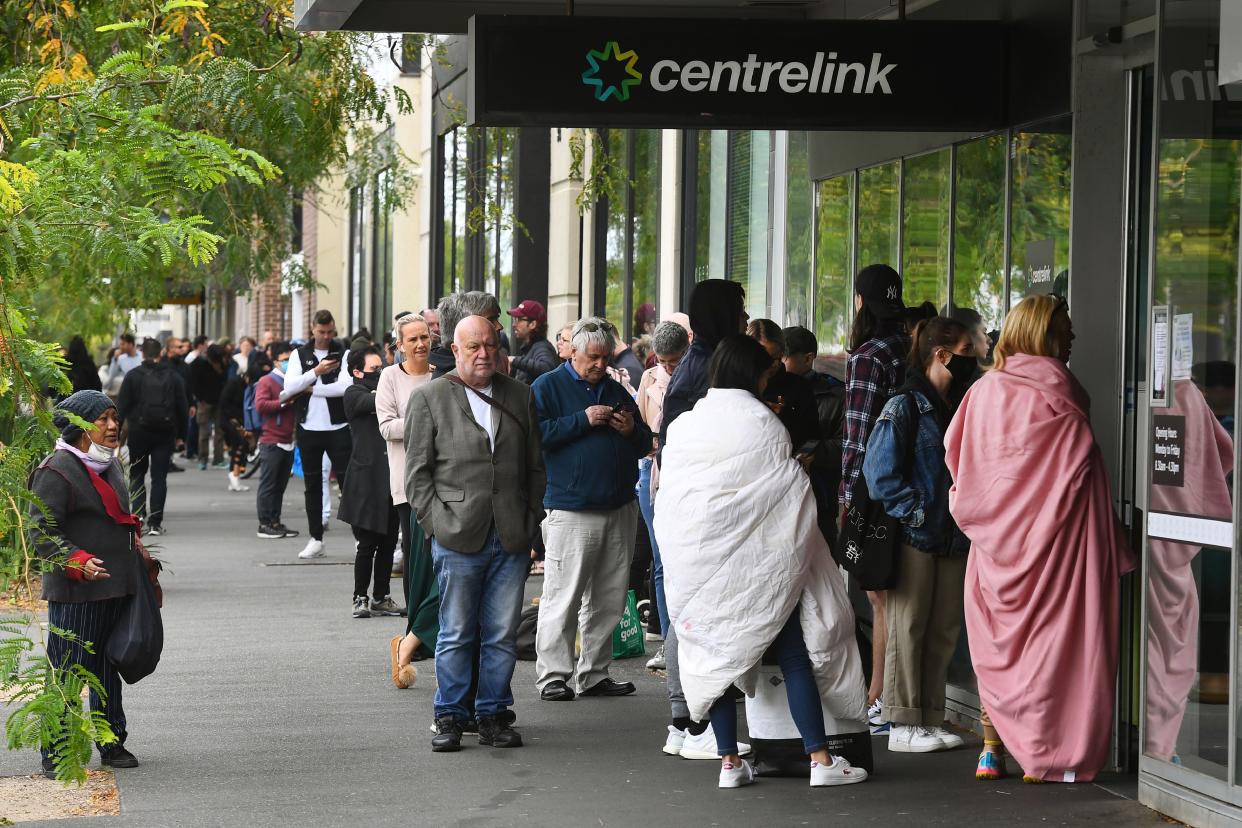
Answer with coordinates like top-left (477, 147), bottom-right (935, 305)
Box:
top-left (257, 524), bottom-right (284, 539)
top-left (273, 523), bottom-right (299, 538)
top-left (352, 596), bottom-right (371, 618)
top-left (168, 462), bottom-right (185, 473)
top-left (462, 718), bottom-right (479, 735)
top-left (477, 716), bottom-right (523, 748)
top-left (100, 746), bottom-right (139, 768)
top-left (432, 716), bottom-right (463, 752)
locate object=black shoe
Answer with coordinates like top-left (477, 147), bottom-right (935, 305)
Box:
top-left (273, 523), bottom-right (299, 538)
top-left (580, 678), bottom-right (636, 697)
top-left (100, 746), bottom-right (139, 768)
top-left (168, 463), bottom-right (185, 473)
top-left (432, 716), bottom-right (463, 752)
top-left (477, 716), bottom-right (523, 748)
top-left (257, 524), bottom-right (284, 539)
top-left (41, 757), bottom-right (55, 779)
top-left (461, 718), bottom-right (479, 735)
top-left (540, 680), bottom-right (575, 702)
top-left (498, 709), bottom-right (517, 727)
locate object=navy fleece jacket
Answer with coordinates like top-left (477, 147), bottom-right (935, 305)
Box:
top-left (532, 363), bottom-right (652, 511)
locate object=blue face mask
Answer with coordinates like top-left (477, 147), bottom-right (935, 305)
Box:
top-left (279, 359), bottom-right (290, 373)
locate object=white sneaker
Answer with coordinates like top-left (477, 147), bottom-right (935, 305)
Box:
top-left (298, 539), bottom-right (325, 559)
top-left (644, 631), bottom-right (663, 642)
top-left (227, 472), bottom-right (250, 492)
top-left (679, 726), bottom-right (751, 760)
top-left (810, 755), bottom-right (868, 786)
top-left (718, 758), bottom-right (755, 789)
top-left (888, 724), bottom-right (946, 753)
top-left (646, 645), bottom-right (666, 670)
top-left (867, 698), bottom-right (890, 735)
top-left (926, 725), bottom-right (965, 750)
top-left (663, 725), bottom-right (686, 756)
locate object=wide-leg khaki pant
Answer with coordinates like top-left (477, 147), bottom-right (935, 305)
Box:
top-left (536, 502), bottom-right (638, 693)
top-left (883, 543), bottom-right (967, 726)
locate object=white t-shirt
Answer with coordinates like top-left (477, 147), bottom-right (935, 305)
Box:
top-left (464, 383), bottom-right (496, 451)
top-left (282, 347), bottom-right (350, 431)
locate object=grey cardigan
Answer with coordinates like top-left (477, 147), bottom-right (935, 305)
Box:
top-left (404, 372), bottom-right (546, 555)
top-left (30, 451), bottom-right (141, 603)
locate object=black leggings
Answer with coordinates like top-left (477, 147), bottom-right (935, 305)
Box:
top-left (353, 505), bottom-right (398, 599)
top-left (221, 418), bottom-right (248, 472)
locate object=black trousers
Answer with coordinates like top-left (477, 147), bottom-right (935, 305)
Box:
top-left (353, 505), bottom-right (398, 599)
top-left (256, 444), bottom-right (294, 526)
top-left (296, 426), bottom-right (352, 541)
top-left (221, 418), bottom-right (248, 472)
top-left (128, 429), bottom-right (174, 528)
top-left (43, 598), bottom-right (129, 758)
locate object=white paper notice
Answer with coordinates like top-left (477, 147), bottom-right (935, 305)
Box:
top-left (1172, 313), bottom-right (1193, 381)
top-left (1152, 318), bottom-right (1168, 400)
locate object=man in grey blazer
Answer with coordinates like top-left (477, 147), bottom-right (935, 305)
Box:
top-left (405, 315), bottom-right (546, 753)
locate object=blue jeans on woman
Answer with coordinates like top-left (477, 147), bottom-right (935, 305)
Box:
top-left (637, 457), bottom-right (669, 636)
top-left (709, 610), bottom-right (828, 756)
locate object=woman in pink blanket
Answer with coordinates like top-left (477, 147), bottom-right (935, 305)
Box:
top-left (945, 295), bottom-right (1135, 783)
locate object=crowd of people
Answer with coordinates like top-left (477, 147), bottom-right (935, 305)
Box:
top-left (35, 268), bottom-right (1135, 791)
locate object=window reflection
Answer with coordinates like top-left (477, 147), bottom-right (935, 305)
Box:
top-left (814, 174), bottom-right (853, 355)
top-left (604, 129), bottom-right (660, 340)
top-left (953, 135), bottom-right (1007, 331)
top-left (857, 162), bottom-right (900, 271)
top-left (903, 149), bottom-right (950, 311)
top-left (786, 133), bottom-right (813, 327)
top-left (1010, 125), bottom-right (1072, 305)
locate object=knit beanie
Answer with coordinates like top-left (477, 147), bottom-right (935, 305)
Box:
top-left (54, 390), bottom-right (115, 442)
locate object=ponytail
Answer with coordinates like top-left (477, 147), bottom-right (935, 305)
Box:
top-left (908, 317), bottom-right (969, 374)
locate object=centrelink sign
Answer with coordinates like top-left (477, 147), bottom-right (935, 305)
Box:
top-left (468, 15), bottom-right (1007, 130)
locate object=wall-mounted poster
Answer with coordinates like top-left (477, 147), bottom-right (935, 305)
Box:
top-left (1171, 313), bottom-right (1193, 381)
top-left (1150, 304), bottom-right (1170, 408)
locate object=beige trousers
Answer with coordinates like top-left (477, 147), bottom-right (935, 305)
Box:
top-left (535, 502), bottom-right (638, 692)
top-left (883, 543), bottom-right (967, 726)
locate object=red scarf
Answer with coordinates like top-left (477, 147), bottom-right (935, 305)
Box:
top-left (84, 465), bottom-right (141, 529)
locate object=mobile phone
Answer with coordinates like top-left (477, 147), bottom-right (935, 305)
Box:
top-left (612, 401), bottom-right (637, 414)
top-left (796, 439), bottom-right (822, 457)
top-left (324, 351), bottom-right (343, 363)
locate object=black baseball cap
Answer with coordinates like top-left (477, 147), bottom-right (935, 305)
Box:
top-left (855, 264), bottom-right (905, 319)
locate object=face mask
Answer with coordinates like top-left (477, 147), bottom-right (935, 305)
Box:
top-left (945, 352), bottom-right (977, 389)
top-left (279, 359), bottom-right (290, 373)
top-left (87, 442), bottom-right (116, 462)
top-left (359, 372), bottom-right (381, 391)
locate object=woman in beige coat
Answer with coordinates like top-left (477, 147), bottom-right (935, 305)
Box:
top-left (377, 314), bottom-right (435, 688)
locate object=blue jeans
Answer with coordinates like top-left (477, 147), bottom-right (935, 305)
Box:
top-left (708, 610), bottom-right (828, 756)
top-left (637, 458), bottom-right (669, 637)
top-left (431, 530), bottom-right (528, 720)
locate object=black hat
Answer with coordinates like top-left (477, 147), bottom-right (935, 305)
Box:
top-left (855, 264), bottom-right (904, 320)
top-left (54, 390), bottom-right (115, 442)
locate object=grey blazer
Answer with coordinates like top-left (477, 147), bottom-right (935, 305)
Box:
top-left (404, 371), bottom-right (546, 555)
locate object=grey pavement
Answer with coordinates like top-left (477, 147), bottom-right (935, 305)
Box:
top-left (3, 464), bottom-right (1169, 826)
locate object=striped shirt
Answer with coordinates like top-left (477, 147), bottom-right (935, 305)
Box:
top-left (839, 331), bottom-right (910, 507)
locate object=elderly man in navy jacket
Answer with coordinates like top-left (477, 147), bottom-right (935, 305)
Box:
top-left (531, 316), bottom-right (653, 701)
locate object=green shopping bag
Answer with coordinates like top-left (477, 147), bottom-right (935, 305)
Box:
top-left (611, 589), bottom-right (646, 659)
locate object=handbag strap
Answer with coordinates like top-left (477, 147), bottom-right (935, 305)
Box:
top-left (446, 375), bottom-right (525, 431)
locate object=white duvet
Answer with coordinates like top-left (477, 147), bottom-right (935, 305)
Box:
top-left (655, 387), bottom-right (866, 723)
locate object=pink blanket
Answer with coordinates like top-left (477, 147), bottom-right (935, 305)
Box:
top-left (944, 354), bottom-right (1135, 782)
top-left (1145, 379), bottom-right (1233, 761)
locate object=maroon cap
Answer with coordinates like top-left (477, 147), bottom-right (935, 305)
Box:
top-left (508, 299), bottom-right (546, 322)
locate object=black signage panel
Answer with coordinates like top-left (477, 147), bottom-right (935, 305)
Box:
top-left (1152, 415), bottom-right (1186, 488)
top-left (468, 15), bottom-right (1008, 130)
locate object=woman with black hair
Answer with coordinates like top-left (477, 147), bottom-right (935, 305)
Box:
top-left (839, 264), bottom-right (910, 729)
top-left (862, 317), bottom-right (975, 755)
top-left (657, 335), bottom-right (868, 790)
top-left (64, 336), bottom-right (102, 395)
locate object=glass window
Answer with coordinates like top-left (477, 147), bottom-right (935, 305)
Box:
top-left (482, 127), bottom-right (517, 315)
top-left (857, 162), bottom-right (900, 275)
top-left (372, 168), bottom-right (394, 333)
top-left (601, 129), bottom-right (661, 340)
top-left (902, 150), bottom-right (951, 312)
top-left (814, 174), bottom-right (854, 354)
top-left (953, 135), bottom-right (1008, 331)
top-left (348, 184), bottom-right (369, 335)
top-left (785, 132), bottom-right (813, 327)
top-left (1009, 125), bottom-right (1072, 304)
top-left (440, 127), bottom-right (467, 299)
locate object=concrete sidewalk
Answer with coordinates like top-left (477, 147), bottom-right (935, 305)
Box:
top-left (3, 465), bottom-right (1169, 826)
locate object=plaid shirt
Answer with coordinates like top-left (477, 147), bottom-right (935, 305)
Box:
top-left (840, 331), bottom-right (910, 506)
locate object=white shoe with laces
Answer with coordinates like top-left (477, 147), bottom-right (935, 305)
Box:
top-left (663, 725), bottom-right (686, 756)
top-left (888, 724), bottom-right (947, 753)
top-left (227, 472), bottom-right (250, 492)
top-left (718, 758), bottom-right (755, 789)
top-left (298, 539), bottom-right (325, 559)
top-left (646, 644), bottom-right (666, 670)
top-left (926, 725), bottom-right (965, 749)
top-left (867, 698), bottom-right (890, 735)
top-left (810, 756), bottom-right (868, 786)
top-left (680, 726), bottom-right (751, 760)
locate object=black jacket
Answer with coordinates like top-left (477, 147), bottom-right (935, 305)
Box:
top-left (190, 357), bottom-right (226, 405)
top-left (162, 355), bottom-right (194, 405)
top-left (338, 381), bottom-right (395, 534)
top-left (218, 376), bottom-right (246, 427)
top-left (613, 347), bottom-right (645, 389)
top-left (512, 337), bottom-right (559, 385)
top-left (429, 346), bottom-right (456, 381)
top-left (762, 367), bottom-right (820, 453)
top-left (658, 339), bottom-right (713, 466)
top-left (116, 359), bottom-right (188, 439)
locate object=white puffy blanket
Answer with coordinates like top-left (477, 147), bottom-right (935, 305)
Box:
top-left (655, 388), bottom-right (866, 723)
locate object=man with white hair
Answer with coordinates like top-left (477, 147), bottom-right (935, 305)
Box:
top-left (530, 317), bottom-right (653, 702)
top-left (405, 315), bottom-right (546, 752)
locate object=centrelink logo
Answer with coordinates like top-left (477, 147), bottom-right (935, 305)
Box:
top-left (582, 43), bottom-right (897, 101)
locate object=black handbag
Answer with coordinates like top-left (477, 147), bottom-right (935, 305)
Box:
top-left (834, 392), bottom-right (918, 591)
top-left (105, 574), bottom-right (164, 684)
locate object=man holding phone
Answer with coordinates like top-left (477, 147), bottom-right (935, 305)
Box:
top-left (281, 309), bottom-right (353, 559)
top-left (531, 316), bottom-right (653, 702)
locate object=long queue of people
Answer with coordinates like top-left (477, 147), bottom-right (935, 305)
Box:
top-left (34, 266), bottom-right (1133, 792)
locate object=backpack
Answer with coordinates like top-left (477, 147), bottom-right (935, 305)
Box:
top-left (243, 382), bottom-right (261, 432)
top-left (134, 365), bottom-right (178, 430)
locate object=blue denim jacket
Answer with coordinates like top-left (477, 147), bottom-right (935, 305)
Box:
top-left (861, 389), bottom-right (958, 555)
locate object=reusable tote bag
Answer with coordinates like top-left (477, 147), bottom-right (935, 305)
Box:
top-left (611, 589), bottom-right (646, 659)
